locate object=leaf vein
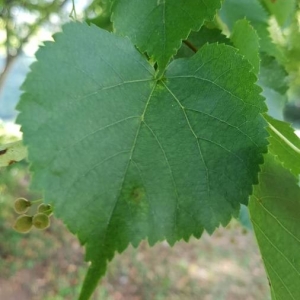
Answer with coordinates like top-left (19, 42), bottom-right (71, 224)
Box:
top-left (264, 258), bottom-right (296, 300)
top-left (143, 121), bottom-right (179, 233)
top-left (163, 82), bottom-right (210, 192)
top-left (185, 107), bottom-right (259, 147)
top-left (168, 75), bottom-right (260, 109)
top-left (253, 195), bottom-right (300, 244)
top-left (103, 84), bottom-right (157, 237)
top-left (251, 218), bottom-right (300, 279)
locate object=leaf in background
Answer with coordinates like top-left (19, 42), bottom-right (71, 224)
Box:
top-left (264, 114), bottom-right (300, 177)
top-left (262, 89), bottom-right (286, 121)
top-left (259, 53), bottom-right (288, 95)
top-left (0, 141), bottom-right (27, 167)
top-left (219, 0), bottom-right (284, 60)
top-left (17, 23), bottom-right (268, 299)
top-left (175, 26), bottom-right (231, 59)
top-left (284, 9), bottom-right (300, 104)
top-left (238, 204), bottom-right (253, 230)
top-left (112, 0), bottom-right (222, 71)
top-left (85, 0), bottom-right (113, 31)
top-left (259, 0), bottom-right (296, 27)
top-left (231, 19), bottom-right (260, 75)
top-left (258, 53), bottom-right (288, 120)
top-left (249, 153), bottom-right (300, 300)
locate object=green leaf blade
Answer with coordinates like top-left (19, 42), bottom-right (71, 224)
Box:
top-left (17, 23), bottom-right (268, 299)
top-left (112, 0), bottom-right (222, 70)
top-left (231, 19), bottom-right (260, 75)
top-left (249, 154), bottom-right (300, 300)
top-left (264, 114), bottom-right (300, 177)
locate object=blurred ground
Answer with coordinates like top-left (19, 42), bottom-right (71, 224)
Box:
top-left (0, 153), bottom-right (270, 300)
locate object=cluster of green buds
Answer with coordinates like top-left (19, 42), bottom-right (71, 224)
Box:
top-left (13, 198), bottom-right (53, 233)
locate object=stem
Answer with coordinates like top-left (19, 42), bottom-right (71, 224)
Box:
top-left (70, 0), bottom-right (77, 19)
top-left (31, 199), bottom-right (43, 204)
top-left (183, 40), bottom-right (198, 53)
top-left (268, 122), bottom-right (300, 154)
top-left (43, 208), bottom-right (53, 215)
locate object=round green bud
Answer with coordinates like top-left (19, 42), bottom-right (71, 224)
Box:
top-left (32, 213), bottom-right (50, 230)
top-left (13, 215), bottom-right (33, 233)
top-left (14, 198), bottom-right (31, 214)
top-left (37, 204), bottom-right (53, 216)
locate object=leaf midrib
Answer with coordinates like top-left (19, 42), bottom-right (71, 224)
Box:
top-left (102, 82), bottom-right (158, 242)
top-left (268, 123), bottom-right (300, 155)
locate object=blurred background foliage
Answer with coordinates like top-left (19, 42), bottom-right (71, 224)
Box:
top-left (1, 0), bottom-right (300, 299)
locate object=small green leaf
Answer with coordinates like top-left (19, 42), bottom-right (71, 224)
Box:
top-left (112, 0), bottom-right (222, 71)
top-left (17, 23), bottom-right (268, 300)
top-left (231, 19), bottom-right (260, 75)
top-left (0, 141), bottom-right (27, 168)
top-left (264, 114), bottom-right (300, 177)
top-left (249, 153), bottom-right (300, 300)
top-left (219, 0), bottom-right (284, 60)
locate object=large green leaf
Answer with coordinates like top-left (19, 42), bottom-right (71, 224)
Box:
top-left (264, 114), bottom-right (300, 177)
top-left (112, 0), bottom-right (222, 71)
top-left (17, 22), bottom-right (268, 299)
top-left (249, 154), bottom-right (300, 300)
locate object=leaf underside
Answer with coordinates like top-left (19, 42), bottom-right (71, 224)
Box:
top-left (249, 154), bottom-right (300, 300)
top-left (17, 22), bottom-right (268, 299)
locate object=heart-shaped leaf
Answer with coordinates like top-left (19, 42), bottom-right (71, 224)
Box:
top-left (17, 22), bottom-right (268, 299)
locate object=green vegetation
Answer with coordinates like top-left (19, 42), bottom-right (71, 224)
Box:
top-left (1, 0), bottom-right (300, 299)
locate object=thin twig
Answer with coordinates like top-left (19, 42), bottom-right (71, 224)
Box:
top-left (70, 0), bottom-right (77, 19)
top-left (183, 40), bottom-right (198, 53)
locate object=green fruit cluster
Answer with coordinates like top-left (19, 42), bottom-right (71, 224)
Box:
top-left (12, 198), bottom-right (53, 233)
